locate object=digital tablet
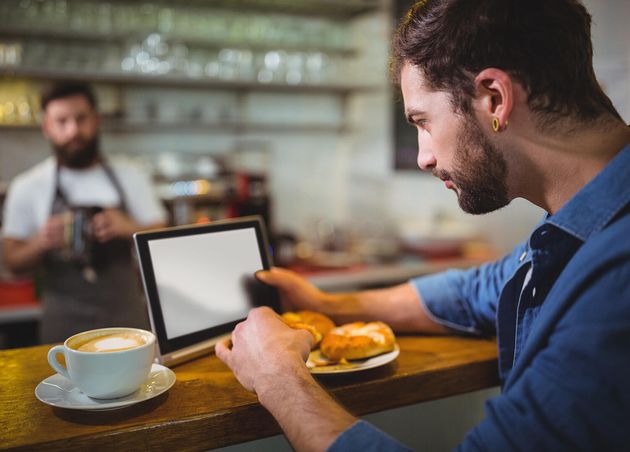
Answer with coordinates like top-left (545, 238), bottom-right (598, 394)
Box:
top-left (133, 216), bottom-right (279, 367)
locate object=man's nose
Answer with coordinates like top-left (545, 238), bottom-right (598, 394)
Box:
top-left (65, 119), bottom-right (80, 137)
top-left (417, 147), bottom-right (437, 171)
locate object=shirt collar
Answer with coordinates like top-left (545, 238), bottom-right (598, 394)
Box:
top-left (545, 142), bottom-right (630, 242)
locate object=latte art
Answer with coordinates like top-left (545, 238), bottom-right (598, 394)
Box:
top-left (48, 327), bottom-right (156, 399)
top-left (74, 333), bottom-right (146, 353)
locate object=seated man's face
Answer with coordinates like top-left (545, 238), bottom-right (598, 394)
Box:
top-left (43, 94), bottom-right (100, 169)
top-left (400, 63), bottom-right (510, 215)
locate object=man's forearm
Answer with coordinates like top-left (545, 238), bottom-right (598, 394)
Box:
top-left (257, 364), bottom-right (356, 452)
top-left (324, 283), bottom-right (449, 334)
top-left (3, 238), bottom-right (44, 274)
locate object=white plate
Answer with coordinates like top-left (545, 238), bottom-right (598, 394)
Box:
top-left (35, 363), bottom-right (176, 411)
top-left (308, 344), bottom-right (400, 375)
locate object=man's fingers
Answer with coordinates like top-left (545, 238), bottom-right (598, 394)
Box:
top-left (93, 229), bottom-right (110, 243)
top-left (256, 266), bottom-right (292, 283)
top-left (295, 328), bottom-right (314, 353)
top-left (254, 270), bottom-right (274, 285)
top-left (215, 338), bottom-right (232, 365)
top-left (91, 213), bottom-right (109, 230)
top-left (256, 267), bottom-right (303, 292)
top-left (248, 305), bottom-right (276, 318)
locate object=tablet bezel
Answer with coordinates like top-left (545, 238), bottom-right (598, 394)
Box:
top-left (133, 216), bottom-right (275, 364)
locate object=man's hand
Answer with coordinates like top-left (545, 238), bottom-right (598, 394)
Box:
top-left (33, 213), bottom-right (69, 252)
top-left (91, 208), bottom-right (138, 242)
top-left (215, 306), bottom-right (313, 394)
top-left (255, 267), bottom-right (333, 314)
top-left (3, 213), bottom-right (71, 274)
top-left (216, 306), bottom-right (357, 451)
top-left (256, 267), bottom-right (450, 334)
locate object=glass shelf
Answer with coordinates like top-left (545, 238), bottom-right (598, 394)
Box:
top-left (0, 28), bottom-right (356, 56)
top-left (0, 67), bottom-right (378, 94)
top-left (0, 120), bottom-right (348, 134)
top-left (0, 0), bottom-right (380, 140)
top-left (179, 0), bottom-right (381, 19)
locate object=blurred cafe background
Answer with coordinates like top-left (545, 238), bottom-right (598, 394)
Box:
top-left (1, 1), bottom-right (628, 450)
top-left (0, 0), bottom-right (628, 352)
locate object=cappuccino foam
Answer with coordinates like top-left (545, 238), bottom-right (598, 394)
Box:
top-left (74, 332), bottom-right (146, 352)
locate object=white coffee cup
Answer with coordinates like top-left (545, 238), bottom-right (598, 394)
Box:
top-left (47, 327), bottom-right (156, 399)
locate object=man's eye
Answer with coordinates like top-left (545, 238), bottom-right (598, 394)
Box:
top-left (415, 119), bottom-right (427, 128)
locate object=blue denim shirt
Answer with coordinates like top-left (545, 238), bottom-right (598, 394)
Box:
top-left (329, 143), bottom-right (630, 451)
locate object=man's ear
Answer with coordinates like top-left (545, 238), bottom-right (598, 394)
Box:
top-left (41, 113), bottom-right (51, 140)
top-left (473, 68), bottom-right (514, 131)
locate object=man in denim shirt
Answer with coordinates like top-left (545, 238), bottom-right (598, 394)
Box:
top-left (216, 0), bottom-right (630, 450)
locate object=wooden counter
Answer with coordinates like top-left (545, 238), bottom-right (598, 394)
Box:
top-left (0, 336), bottom-right (498, 451)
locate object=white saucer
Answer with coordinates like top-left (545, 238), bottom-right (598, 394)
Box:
top-left (35, 363), bottom-right (176, 411)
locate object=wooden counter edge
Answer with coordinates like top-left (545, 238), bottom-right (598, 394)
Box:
top-left (7, 356), bottom-right (499, 452)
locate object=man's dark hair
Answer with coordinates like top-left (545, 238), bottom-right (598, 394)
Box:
top-left (41, 81), bottom-right (98, 111)
top-left (392, 0), bottom-right (621, 128)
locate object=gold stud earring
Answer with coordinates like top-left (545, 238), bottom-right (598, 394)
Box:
top-left (492, 117), bottom-right (500, 133)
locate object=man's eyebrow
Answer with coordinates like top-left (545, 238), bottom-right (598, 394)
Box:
top-left (405, 109), bottom-right (427, 125)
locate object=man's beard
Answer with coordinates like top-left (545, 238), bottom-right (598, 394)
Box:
top-left (433, 114), bottom-right (510, 215)
top-left (52, 134), bottom-right (100, 169)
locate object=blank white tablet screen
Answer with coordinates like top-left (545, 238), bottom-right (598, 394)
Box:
top-left (147, 227), bottom-right (263, 339)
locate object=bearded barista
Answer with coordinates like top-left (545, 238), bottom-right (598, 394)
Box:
top-left (1, 82), bottom-right (167, 343)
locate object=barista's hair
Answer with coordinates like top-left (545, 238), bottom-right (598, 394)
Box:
top-left (41, 81), bottom-right (98, 111)
top-left (391, 0), bottom-right (622, 128)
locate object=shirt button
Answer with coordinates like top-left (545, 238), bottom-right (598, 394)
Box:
top-left (532, 287), bottom-right (537, 297)
top-left (519, 251), bottom-right (527, 262)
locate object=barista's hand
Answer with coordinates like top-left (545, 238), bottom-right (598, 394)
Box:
top-left (92, 208), bottom-right (138, 242)
top-left (255, 267), bottom-right (333, 314)
top-left (34, 214), bottom-right (68, 252)
top-left (215, 306), bottom-right (312, 393)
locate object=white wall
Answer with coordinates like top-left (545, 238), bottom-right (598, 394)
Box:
top-left (586, 0), bottom-right (630, 121)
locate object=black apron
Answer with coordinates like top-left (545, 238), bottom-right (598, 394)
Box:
top-left (40, 162), bottom-right (150, 343)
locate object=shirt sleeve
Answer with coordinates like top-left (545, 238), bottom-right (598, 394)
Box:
top-left (1, 179), bottom-right (38, 240)
top-left (328, 421), bottom-right (413, 452)
top-left (410, 242), bottom-right (527, 336)
top-left (116, 163), bottom-right (167, 226)
top-left (457, 259), bottom-right (630, 451)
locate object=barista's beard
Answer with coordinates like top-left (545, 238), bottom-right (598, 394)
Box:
top-left (52, 135), bottom-right (100, 169)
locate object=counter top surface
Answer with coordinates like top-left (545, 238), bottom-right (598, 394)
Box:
top-left (1, 336), bottom-right (499, 451)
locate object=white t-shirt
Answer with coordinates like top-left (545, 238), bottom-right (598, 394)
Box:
top-left (2, 157), bottom-right (167, 240)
